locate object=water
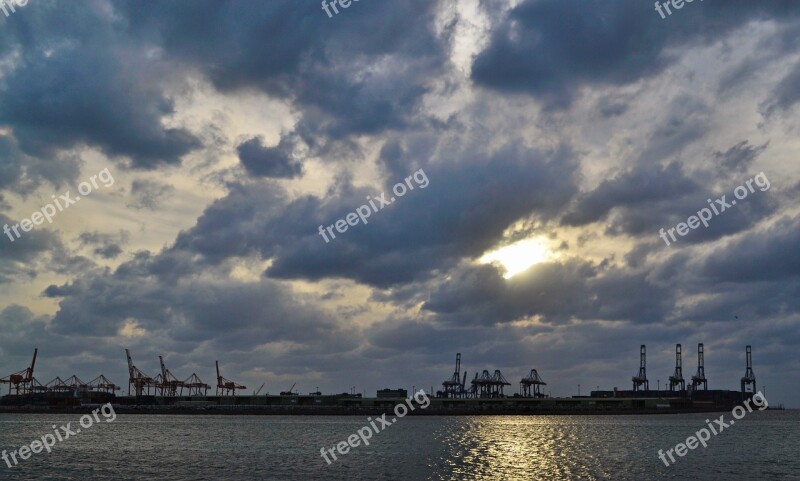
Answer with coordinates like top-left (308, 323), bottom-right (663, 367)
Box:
top-left (0, 411), bottom-right (797, 480)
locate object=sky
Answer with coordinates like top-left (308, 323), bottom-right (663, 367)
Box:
top-left (0, 0), bottom-right (798, 406)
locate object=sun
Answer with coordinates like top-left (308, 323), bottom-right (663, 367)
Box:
top-left (479, 237), bottom-right (556, 279)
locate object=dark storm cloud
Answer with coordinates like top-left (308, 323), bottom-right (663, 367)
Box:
top-left (0, 3), bottom-right (201, 170)
top-left (77, 230), bottom-right (129, 260)
top-left (171, 182), bottom-right (290, 265)
top-left (595, 94), bottom-right (631, 118)
top-left (0, 213), bottom-right (62, 283)
top-left (268, 144), bottom-right (580, 287)
top-left (423, 259), bottom-right (674, 326)
top-left (761, 61), bottom-right (800, 117)
top-left (424, 261), bottom-right (593, 325)
top-left (0, 135), bottom-right (81, 194)
top-left (700, 214), bottom-right (800, 283)
top-left (171, 140), bottom-right (579, 287)
top-left (558, 96), bottom-right (717, 235)
top-left (561, 158), bottom-right (779, 245)
top-left (377, 135), bottom-right (437, 181)
top-left (0, 305), bottom-right (52, 357)
top-left (0, 136), bottom-right (26, 192)
top-left (673, 280), bottom-right (799, 326)
top-left (713, 141), bottom-right (769, 173)
top-left (129, 179), bottom-right (177, 210)
top-left (472, 0), bottom-right (800, 107)
top-left (237, 135), bottom-right (303, 179)
top-left (44, 250), bottom-right (358, 356)
top-left (634, 95), bottom-right (712, 164)
top-left (562, 162), bottom-right (698, 227)
top-left (366, 317), bottom-right (488, 352)
top-left (117, 0), bottom-right (448, 142)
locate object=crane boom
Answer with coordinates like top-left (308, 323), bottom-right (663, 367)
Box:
top-left (160, 356), bottom-right (167, 381)
top-left (126, 349), bottom-right (134, 377)
top-left (28, 348), bottom-right (38, 381)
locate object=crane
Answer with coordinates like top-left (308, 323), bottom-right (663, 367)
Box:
top-left (157, 355), bottom-right (184, 396)
top-left (280, 382), bottom-right (298, 396)
top-left (1, 348), bottom-right (38, 395)
top-left (125, 349), bottom-right (156, 396)
top-left (215, 361), bottom-right (246, 396)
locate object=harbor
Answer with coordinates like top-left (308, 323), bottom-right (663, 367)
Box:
top-left (0, 344), bottom-right (766, 415)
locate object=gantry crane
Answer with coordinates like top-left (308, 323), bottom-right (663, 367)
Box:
top-left (442, 353), bottom-right (468, 398)
top-left (691, 343), bottom-right (707, 390)
top-left (216, 360), bottom-right (246, 396)
top-left (0, 348), bottom-right (37, 395)
top-left (632, 345), bottom-right (649, 392)
top-left (156, 356), bottom-right (185, 396)
top-left (668, 344), bottom-right (685, 391)
top-left (741, 345), bottom-right (756, 394)
top-left (125, 349), bottom-right (156, 396)
top-left (472, 369), bottom-right (511, 398)
top-left (520, 369), bottom-right (547, 398)
top-left (183, 373), bottom-right (210, 396)
top-left (86, 375), bottom-right (121, 394)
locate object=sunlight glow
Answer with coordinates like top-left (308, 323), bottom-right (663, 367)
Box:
top-left (480, 237), bottom-right (556, 279)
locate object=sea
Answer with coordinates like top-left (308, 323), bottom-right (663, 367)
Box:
top-left (0, 411), bottom-right (797, 480)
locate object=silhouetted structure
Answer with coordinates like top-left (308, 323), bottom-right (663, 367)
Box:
top-left (86, 375), bottom-right (121, 394)
top-left (441, 353), bottom-right (468, 398)
top-left (183, 373), bottom-right (210, 396)
top-left (155, 356), bottom-right (185, 396)
top-left (691, 343), bottom-right (707, 390)
top-left (472, 369), bottom-right (511, 398)
top-left (668, 344), bottom-right (685, 391)
top-left (44, 376), bottom-right (70, 393)
top-left (520, 369), bottom-right (547, 398)
top-left (377, 388), bottom-right (408, 398)
top-left (0, 348), bottom-right (37, 395)
top-left (741, 345), bottom-right (756, 394)
top-left (126, 349), bottom-right (156, 396)
top-left (632, 345), bottom-right (649, 392)
top-left (216, 360), bottom-right (246, 396)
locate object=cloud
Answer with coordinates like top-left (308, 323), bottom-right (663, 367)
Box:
top-left (117, 0), bottom-right (450, 145)
top-left (761, 61), bottom-right (800, 117)
top-left (0, 135), bottom-right (81, 195)
top-left (236, 135), bottom-right (303, 179)
top-left (77, 230), bottom-right (130, 260)
top-left (0, 0), bottom-right (797, 405)
top-left (700, 215), bottom-right (800, 283)
top-left (170, 141), bottom-right (580, 287)
top-left (0, 3), bottom-right (202, 170)
top-left (43, 250), bottom-right (360, 362)
top-left (0, 213), bottom-right (63, 284)
top-left (713, 141), bottom-right (769, 173)
top-left (561, 162), bottom-right (698, 228)
top-left (129, 179), bottom-right (177, 210)
top-left (471, 0), bottom-right (800, 107)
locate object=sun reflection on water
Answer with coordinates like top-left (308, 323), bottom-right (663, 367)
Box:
top-left (429, 416), bottom-right (640, 480)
